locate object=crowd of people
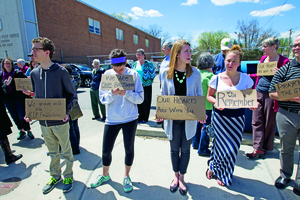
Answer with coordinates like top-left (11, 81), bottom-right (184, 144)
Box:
top-left (1, 35), bottom-right (300, 197)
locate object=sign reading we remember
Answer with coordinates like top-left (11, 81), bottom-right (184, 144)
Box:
top-left (257, 61), bottom-right (277, 76)
top-left (25, 99), bottom-right (66, 120)
top-left (275, 78), bottom-right (300, 100)
top-left (100, 75), bottom-right (134, 90)
top-left (216, 89), bottom-right (257, 108)
top-left (156, 95), bottom-right (206, 120)
top-left (15, 78), bottom-right (32, 91)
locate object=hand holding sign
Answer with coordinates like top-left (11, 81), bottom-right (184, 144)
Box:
top-left (100, 75), bottom-right (134, 90)
top-left (216, 89), bottom-right (258, 108)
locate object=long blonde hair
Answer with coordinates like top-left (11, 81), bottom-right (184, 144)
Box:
top-left (167, 40), bottom-right (193, 79)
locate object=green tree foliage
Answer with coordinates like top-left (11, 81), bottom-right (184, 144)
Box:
top-left (243, 49), bottom-right (263, 61)
top-left (191, 31), bottom-right (230, 66)
top-left (277, 38), bottom-right (293, 54)
top-left (197, 31), bottom-right (230, 54)
top-left (111, 12), bottom-right (132, 23)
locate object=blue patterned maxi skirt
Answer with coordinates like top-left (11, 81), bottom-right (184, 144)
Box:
top-left (208, 108), bottom-right (245, 186)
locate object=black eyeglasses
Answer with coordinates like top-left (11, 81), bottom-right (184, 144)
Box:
top-left (293, 43), bottom-right (300, 48)
top-left (31, 48), bottom-right (44, 52)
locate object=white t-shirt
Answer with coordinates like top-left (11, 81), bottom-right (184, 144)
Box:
top-left (209, 72), bottom-right (253, 91)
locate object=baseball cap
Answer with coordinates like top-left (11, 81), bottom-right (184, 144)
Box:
top-left (221, 38), bottom-right (232, 50)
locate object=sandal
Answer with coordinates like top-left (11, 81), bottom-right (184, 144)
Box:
top-left (206, 168), bottom-right (213, 180)
top-left (217, 178), bottom-right (225, 186)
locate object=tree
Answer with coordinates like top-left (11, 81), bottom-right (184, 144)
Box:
top-left (111, 12), bottom-right (132, 23)
top-left (236, 19), bottom-right (277, 50)
top-left (278, 38), bottom-right (293, 54)
top-left (148, 24), bottom-right (163, 37)
top-left (196, 31), bottom-right (230, 54)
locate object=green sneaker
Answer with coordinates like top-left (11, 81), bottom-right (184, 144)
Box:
top-left (42, 177), bottom-right (62, 194)
top-left (90, 174), bottom-right (110, 188)
top-left (63, 178), bottom-right (73, 193)
top-left (123, 176), bottom-right (133, 193)
top-left (17, 131), bottom-right (26, 140)
top-left (27, 131), bottom-right (35, 139)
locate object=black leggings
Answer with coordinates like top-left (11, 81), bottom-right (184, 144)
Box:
top-left (102, 119), bottom-right (138, 166)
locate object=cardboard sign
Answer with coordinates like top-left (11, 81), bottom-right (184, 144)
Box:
top-left (257, 61), bottom-right (277, 76)
top-left (275, 78), bottom-right (300, 100)
top-left (156, 95), bottom-right (206, 120)
top-left (216, 89), bottom-right (257, 108)
top-left (14, 78), bottom-right (32, 91)
top-left (25, 98), bottom-right (66, 120)
top-left (100, 75), bottom-right (135, 90)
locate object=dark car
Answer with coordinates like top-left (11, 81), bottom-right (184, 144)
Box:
top-left (69, 64), bottom-right (93, 87)
top-left (71, 71), bottom-right (81, 90)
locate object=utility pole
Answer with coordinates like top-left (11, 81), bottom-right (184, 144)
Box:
top-left (287, 28), bottom-right (293, 58)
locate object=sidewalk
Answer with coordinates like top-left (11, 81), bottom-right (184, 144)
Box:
top-left (1, 86), bottom-right (300, 199)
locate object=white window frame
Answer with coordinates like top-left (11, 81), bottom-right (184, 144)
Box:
top-left (145, 39), bottom-right (149, 47)
top-left (89, 18), bottom-right (101, 35)
top-left (116, 28), bottom-right (124, 41)
top-left (133, 34), bottom-right (138, 44)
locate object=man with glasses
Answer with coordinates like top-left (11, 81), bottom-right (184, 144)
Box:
top-left (26, 37), bottom-right (77, 194)
top-left (269, 35), bottom-right (300, 196)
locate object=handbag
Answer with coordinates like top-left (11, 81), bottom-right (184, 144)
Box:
top-left (206, 75), bottom-right (219, 138)
top-left (69, 101), bottom-right (83, 121)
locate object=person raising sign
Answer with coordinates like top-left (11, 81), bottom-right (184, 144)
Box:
top-left (160, 40), bottom-right (205, 195)
top-left (206, 45), bottom-right (256, 186)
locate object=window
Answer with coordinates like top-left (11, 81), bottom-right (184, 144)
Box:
top-left (133, 35), bottom-right (138, 44)
top-left (116, 28), bottom-right (124, 41)
top-left (89, 18), bottom-right (101, 35)
top-left (145, 39), bottom-right (149, 47)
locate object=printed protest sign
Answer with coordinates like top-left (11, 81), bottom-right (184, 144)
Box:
top-left (275, 78), bottom-right (300, 100)
top-left (25, 98), bottom-right (66, 120)
top-left (100, 75), bottom-right (135, 90)
top-left (156, 95), bottom-right (206, 120)
top-left (15, 78), bottom-right (32, 91)
top-left (216, 89), bottom-right (257, 108)
top-left (257, 61), bottom-right (277, 76)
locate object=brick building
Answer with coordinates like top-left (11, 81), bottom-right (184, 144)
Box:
top-left (0, 0), bottom-right (161, 64)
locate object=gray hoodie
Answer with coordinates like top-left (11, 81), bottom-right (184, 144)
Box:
top-left (30, 63), bottom-right (77, 127)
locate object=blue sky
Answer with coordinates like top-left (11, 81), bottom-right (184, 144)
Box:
top-left (80, 0), bottom-right (299, 47)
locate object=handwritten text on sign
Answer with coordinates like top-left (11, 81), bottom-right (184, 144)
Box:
top-left (100, 75), bottom-right (134, 90)
top-left (216, 89), bottom-right (257, 108)
top-left (275, 78), bottom-right (300, 100)
top-left (156, 95), bottom-right (206, 120)
top-left (25, 99), bottom-right (66, 120)
top-left (15, 78), bottom-right (32, 91)
top-left (257, 61), bottom-right (277, 76)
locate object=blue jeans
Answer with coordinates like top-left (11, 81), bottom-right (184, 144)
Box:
top-left (4, 100), bottom-right (30, 131)
top-left (192, 110), bottom-right (212, 154)
top-left (69, 119), bottom-right (80, 154)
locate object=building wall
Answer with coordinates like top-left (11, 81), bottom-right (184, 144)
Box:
top-left (0, 0), bottom-right (25, 60)
top-left (35, 0), bottom-right (161, 64)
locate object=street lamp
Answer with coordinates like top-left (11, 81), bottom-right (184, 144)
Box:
top-left (234, 32), bottom-right (240, 46)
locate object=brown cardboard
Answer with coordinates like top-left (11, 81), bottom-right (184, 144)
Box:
top-left (275, 78), bottom-right (300, 100)
top-left (216, 89), bottom-right (258, 108)
top-left (100, 74), bottom-right (135, 90)
top-left (14, 78), bottom-right (32, 91)
top-left (256, 61), bottom-right (277, 76)
top-left (25, 98), bottom-right (66, 120)
top-left (156, 95), bottom-right (206, 120)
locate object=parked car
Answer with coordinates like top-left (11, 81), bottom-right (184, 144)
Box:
top-left (99, 63), bottom-right (112, 71)
top-left (153, 62), bottom-right (161, 73)
top-left (69, 63), bottom-right (93, 87)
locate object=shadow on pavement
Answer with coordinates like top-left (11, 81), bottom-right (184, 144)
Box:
top-left (12, 138), bottom-right (44, 149)
top-left (0, 161), bottom-right (41, 181)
